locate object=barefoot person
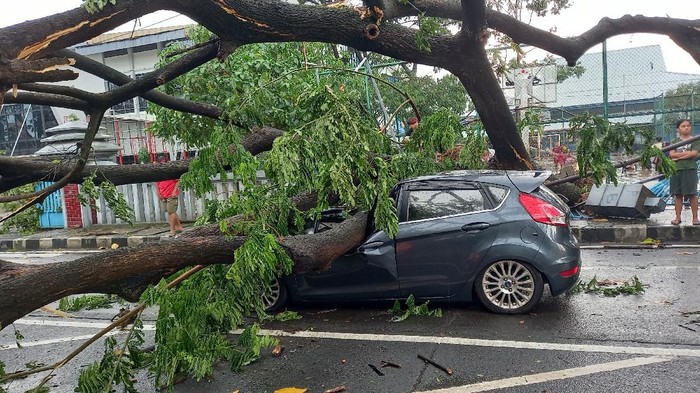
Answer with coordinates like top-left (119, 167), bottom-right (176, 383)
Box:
top-left (669, 119), bottom-right (700, 226)
top-left (156, 156), bottom-right (184, 236)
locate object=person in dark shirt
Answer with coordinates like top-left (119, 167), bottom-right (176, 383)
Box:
top-left (669, 119), bottom-right (700, 226)
top-left (403, 116), bottom-right (419, 142)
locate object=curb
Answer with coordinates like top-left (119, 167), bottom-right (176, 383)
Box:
top-left (0, 235), bottom-right (170, 251)
top-left (571, 225), bottom-right (700, 244)
top-left (1, 226), bottom-right (699, 251)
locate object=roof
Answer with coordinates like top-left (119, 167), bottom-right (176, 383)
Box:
top-left (553, 45), bottom-right (700, 108)
top-left (82, 25), bottom-right (191, 46)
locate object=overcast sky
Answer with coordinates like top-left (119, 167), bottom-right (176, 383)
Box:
top-left (1, 0), bottom-right (698, 73)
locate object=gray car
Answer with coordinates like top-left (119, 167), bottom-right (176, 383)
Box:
top-left (264, 170), bottom-right (581, 314)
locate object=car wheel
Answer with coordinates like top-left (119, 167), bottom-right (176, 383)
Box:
top-left (475, 260), bottom-right (543, 314)
top-left (262, 277), bottom-right (288, 312)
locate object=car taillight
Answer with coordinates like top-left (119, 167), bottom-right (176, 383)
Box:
top-left (518, 192), bottom-right (567, 227)
top-left (560, 265), bottom-right (580, 278)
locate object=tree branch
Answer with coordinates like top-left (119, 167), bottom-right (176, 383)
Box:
top-left (0, 126), bottom-right (283, 193)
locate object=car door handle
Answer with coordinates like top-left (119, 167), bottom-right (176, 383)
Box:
top-left (358, 241), bottom-right (384, 252)
top-left (461, 223), bottom-right (490, 232)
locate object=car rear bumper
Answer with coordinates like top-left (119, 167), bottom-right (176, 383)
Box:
top-left (543, 250), bottom-right (581, 295)
top-left (533, 228), bottom-right (581, 296)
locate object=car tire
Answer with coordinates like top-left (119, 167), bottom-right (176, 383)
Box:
top-left (475, 260), bottom-right (544, 314)
top-left (262, 277), bottom-right (288, 312)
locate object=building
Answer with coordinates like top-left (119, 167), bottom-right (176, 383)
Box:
top-left (2, 25), bottom-right (194, 159)
top-left (58, 25), bottom-right (193, 164)
top-left (549, 45), bottom-right (700, 129)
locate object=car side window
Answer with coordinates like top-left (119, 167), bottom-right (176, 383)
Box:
top-left (485, 185), bottom-right (508, 204)
top-left (407, 189), bottom-right (485, 222)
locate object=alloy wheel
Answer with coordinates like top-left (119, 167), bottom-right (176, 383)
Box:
top-left (478, 260), bottom-right (542, 313)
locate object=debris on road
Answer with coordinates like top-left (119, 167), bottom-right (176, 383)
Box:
top-left (417, 354), bottom-right (453, 375)
top-left (324, 386), bottom-right (347, 393)
top-left (272, 344), bottom-right (284, 357)
top-left (274, 388), bottom-right (308, 393)
top-left (380, 360), bottom-right (401, 368)
top-left (368, 364), bottom-right (385, 376)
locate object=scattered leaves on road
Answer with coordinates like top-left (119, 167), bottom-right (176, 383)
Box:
top-left (274, 388), bottom-right (308, 393)
top-left (389, 294), bottom-right (442, 322)
top-left (569, 275), bottom-right (645, 296)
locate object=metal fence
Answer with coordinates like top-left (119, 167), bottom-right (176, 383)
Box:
top-left (83, 172), bottom-right (266, 226)
top-left (502, 42), bottom-right (700, 151)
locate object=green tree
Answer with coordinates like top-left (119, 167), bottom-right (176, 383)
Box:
top-left (659, 81), bottom-right (700, 137)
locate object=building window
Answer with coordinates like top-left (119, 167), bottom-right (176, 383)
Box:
top-left (0, 104), bottom-right (58, 156)
top-left (106, 75), bottom-right (149, 114)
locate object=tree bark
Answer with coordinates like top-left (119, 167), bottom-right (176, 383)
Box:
top-left (0, 212), bottom-right (367, 329)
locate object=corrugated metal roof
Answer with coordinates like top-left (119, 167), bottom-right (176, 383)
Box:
top-left (83, 25), bottom-right (191, 46)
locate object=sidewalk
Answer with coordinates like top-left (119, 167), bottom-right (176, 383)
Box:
top-left (2, 206), bottom-right (700, 251)
top-left (0, 223), bottom-right (173, 251)
top-left (571, 205), bottom-right (700, 244)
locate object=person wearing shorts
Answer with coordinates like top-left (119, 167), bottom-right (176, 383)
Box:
top-left (156, 157), bottom-right (184, 236)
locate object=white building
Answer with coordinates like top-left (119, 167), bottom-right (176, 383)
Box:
top-left (57, 25), bottom-right (192, 164)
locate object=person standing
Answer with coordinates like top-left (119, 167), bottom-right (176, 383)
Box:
top-left (156, 157), bottom-right (184, 236)
top-left (669, 119), bottom-right (700, 226)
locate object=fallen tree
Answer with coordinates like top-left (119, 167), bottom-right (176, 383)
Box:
top-left (0, 0), bottom-right (699, 390)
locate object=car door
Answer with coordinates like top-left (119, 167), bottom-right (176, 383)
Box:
top-left (294, 230), bottom-right (400, 301)
top-left (395, 180), bottom-right (500, 299)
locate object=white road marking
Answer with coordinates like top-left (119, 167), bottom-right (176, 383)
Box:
top-left (415, 356), bottom-right (672, 393)
top-left (246, 329), bottom-right (700, 358)
top-left (12, 319), bottom-right (113, 329)
top-left (0, 333), bottom-right (119, 350)
top-left (12, 318), bottom-right (155, 331)
top-left (9, 319), bottom-right (700, 359)
top-left (1, 319), bottom-right (156, 350)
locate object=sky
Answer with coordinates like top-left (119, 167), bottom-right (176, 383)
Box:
top-left (0, 0), bottom-right (698, 74)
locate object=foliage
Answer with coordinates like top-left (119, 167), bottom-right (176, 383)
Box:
top-left (415, 13), bottom-right (451, 52)
top-left (140, 261), bottom-right (286, 389)
top-left (57, 295), bottom-right (115, 311)
top-left (487, 0), bottom-right (572, 18)
top-left (378, 70), bottom-right (468, 125)
top-left (82, 0), bottom-right (117, 14)
top-left (75, 320), bottom-right (148, 393)
top-left (661, 81), bottom-right (700, 136)
top-left (569, 276), bottom-right (645, 296)
top-left (24, 387), bottom-right (49, 393)
top-left (0, 184), bottom-right (40, 235)
top-left (0, 360), bottom-right (5, 393)
top-left (569, 114), bottom-right (674, 186)
top-left (272, 311), bottom-right (302, 322)
top-left (389, 294), bottom-right (443, 322)
top-left (229, 323), bottom-right (279, 371)
top-left (78, 172), bottom-right (134, 224)
top-left (137, 147), bottom-right (151, 164)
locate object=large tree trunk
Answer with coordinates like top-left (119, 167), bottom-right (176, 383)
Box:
top-left (0, 212), bottom-right (368, 329)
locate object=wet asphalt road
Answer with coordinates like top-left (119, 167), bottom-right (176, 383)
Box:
top-left (1, 248), bottom-right (699, 392)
